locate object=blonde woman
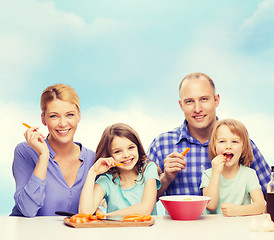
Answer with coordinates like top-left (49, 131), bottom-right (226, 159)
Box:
top-left (11, 84), bottom-right (95, 217)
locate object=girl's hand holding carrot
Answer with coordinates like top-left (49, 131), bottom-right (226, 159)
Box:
top-left (211, 155), bottom-right (226, 175)
top-left (90, 157), bottom-right (115, 176)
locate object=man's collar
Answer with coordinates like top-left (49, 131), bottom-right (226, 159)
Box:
top-left (176, 117), bottom-right (219, 145)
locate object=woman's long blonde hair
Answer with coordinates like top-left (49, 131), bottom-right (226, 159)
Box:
top-left (208, 118), bottom-right (254, 166)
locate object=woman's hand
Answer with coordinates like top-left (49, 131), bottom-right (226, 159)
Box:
top-left (91, 157), bottom-right (115, 176)
top-left (24, 127), bottom-right (49, 157)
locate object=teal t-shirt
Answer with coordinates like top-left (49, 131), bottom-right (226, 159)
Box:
top-left (200, 164), bottom-right (261, 214)
top-left (96, 161), bottom-right (161, 215)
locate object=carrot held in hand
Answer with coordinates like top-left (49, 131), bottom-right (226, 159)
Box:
top-left (181, 147), bottom-right (190, 156)
top-left (22, 123), bottom-right (37, 132)
top-left (114, 162), bottom-right (124, 166)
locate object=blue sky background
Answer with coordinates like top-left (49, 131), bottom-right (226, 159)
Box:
top-left (1, 0), bottom-right (273, 215)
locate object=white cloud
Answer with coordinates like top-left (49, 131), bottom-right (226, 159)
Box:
top-left (218, 101), bottom-right (274, 166)
top-left (236, 0), bottom-right (274, 55)
top-left (76, 105), bottom-right (181, 152)
top-left (241, 0), bottom-right (274, 30)
top-left (0, 101), bottom-right (43, 176)
top-left (0, 0), bottom-right (134, 94)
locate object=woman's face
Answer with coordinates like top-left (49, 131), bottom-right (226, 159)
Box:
top-left (41, 99), bottom-right (81, 144)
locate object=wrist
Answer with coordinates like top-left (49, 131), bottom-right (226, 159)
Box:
top-left (39, 151), bottom-right (49, 161)
top-left (161, 172), bottom-right (174, 184)
top-left (88, 168), bottom-right (98, 179)
top-left (211, 169), bottom-right (222, 177)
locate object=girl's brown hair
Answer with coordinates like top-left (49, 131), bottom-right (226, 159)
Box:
top-left (208, 118), bottom-right (253, 166)
top-left (40, 84), bottom-right (80, 115)
top-left (95, 123), bottom-right (149, 182)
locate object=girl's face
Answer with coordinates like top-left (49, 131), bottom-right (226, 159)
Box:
top-left (41, 99), bottom-right (81, 145)
top-left (215, 125), bottom-right (243, 167)
top-left (110, 136), bottom-right (139, 170)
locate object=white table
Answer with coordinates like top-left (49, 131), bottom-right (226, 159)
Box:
top-left (1, 214), bottom-right (273, 240)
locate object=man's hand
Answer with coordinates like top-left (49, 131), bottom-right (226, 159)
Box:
top-left (157, 152), bottom-right (187, 199)
top-left (163, 152), bottom-right (187, 182)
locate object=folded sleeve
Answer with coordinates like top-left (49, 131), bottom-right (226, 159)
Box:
top-left (144, 162), bottom-right (161, 190)
top-left (246, 168), bottom-right (261, 193)
top-left (11, 143), bottom-right (46, 217)
top-left (95, 174), bottom-right (111, 197)
top-left (200, 169), bottom-right (211, 189)
top-left (249, 139), bottom-right (271, 195)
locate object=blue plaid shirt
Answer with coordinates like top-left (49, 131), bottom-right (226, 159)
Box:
top-left (147, 120), bottom-right (271, 196)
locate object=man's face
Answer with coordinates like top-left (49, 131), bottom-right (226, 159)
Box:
top-left (179, 77), bottom-right (220, 134)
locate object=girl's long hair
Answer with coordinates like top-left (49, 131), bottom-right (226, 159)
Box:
top-left (95, 123), bottom-right (149, 183)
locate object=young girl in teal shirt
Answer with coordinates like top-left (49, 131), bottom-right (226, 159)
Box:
top-left (79, 123), bottom-right (161, 216)
top-left (200, 119), bottom-right (265, 216)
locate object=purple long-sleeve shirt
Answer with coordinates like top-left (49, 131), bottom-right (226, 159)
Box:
top-left (10, 140), bottom-right (95, 217)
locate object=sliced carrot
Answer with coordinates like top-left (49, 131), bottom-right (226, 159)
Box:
top-left (72, 213), bottom-right (90, 218)
top-left (70, 215), bottom-right (89, 223)
top-left (69, 213), bottom-right (104, 223)
top-left (95, 212), bottom-right (105, 220)
top-left (122, 214), bottom-right (151, 222)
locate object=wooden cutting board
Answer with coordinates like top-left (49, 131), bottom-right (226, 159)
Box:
top-left (64, 217), bottom-right (155, 228)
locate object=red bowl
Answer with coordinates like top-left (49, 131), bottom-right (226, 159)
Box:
top-left (159, 195), bottom-right (211, 221)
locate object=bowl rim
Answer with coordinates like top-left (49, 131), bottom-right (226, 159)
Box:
top-left (159, 195), bottom-right (211, 202)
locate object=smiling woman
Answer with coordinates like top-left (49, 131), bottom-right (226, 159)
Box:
top-left (10, 84), bottom-right (95, 217)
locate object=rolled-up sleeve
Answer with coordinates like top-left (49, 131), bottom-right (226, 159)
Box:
top-left (200, 169), bottom-right (211, 190)
top-left (250, 140), bottom-right (271, 195)
top-left (12, 143), bottom-right (46, 217)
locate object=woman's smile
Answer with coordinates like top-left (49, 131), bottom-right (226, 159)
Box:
top-left (56, 129), bottom-right (71, 135)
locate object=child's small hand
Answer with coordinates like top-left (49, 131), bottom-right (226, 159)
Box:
top-left (221, 203), bottom-right (239, 217)
top-left (211, 155), bottom-right (226, 175)
top-left (91, 157), bottom-right (115, 176)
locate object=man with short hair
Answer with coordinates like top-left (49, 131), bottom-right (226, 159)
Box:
top-left (147, 72), bottom-right (271, 198)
